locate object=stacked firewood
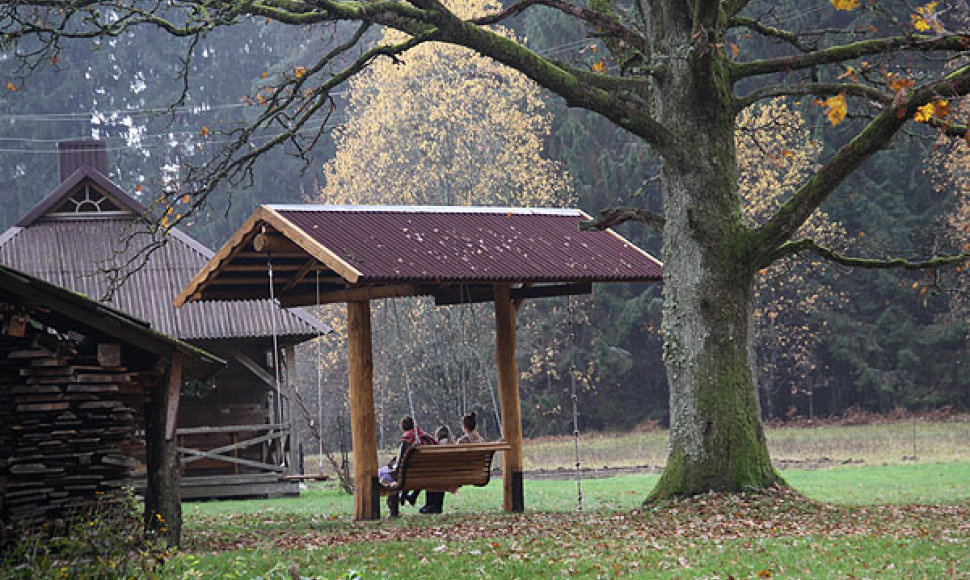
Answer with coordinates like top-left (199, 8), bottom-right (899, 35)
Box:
top-left (0, 320), bottom-right (148, 526)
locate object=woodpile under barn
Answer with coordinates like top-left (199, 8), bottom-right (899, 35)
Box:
top-left (0, 265), bottom-right (222, 546)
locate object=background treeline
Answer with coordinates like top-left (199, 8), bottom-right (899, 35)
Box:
top-left (0, 0), bottom-right (965, 449)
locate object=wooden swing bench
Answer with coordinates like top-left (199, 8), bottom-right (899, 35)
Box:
top-left (379, 442), bottom-right (512, 494)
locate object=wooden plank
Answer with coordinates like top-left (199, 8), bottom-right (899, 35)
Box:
top-left (228, 350), bottom-right (275, 388)
top-left (279, 284), bottom-right (421, 308)
top-left (97, 344), bottom-right (122, 367)
top-left (262, 207), bottom-right (362, 284)
top-left (280, 260), bottom-right (318, 295)
top-left (175, 423), bottom-right (287, 436)
top-left (180, 479), bottom-right (300, 500)
top-left (277, 473), bottom-right (330, 481)
top-left (16, 402), bottom-right (71, 412)
top-left (178, 429), bottom-right (287, 466)
top-left (173, 211), bottom-right (269, 307)
top-left (177, 447), bottom-right (286, 473)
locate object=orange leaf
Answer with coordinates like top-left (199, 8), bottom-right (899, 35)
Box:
top-left (199, 125), bottom-right (209, 138)
top-left (295, 66), bottom-right (307, 78)
top-left (887, 74), bottom-right (915, 93)
top-left (6, 82), bottom-right (16, 91)
top-left (181, 194), bottom-right (191, 204)
top-left (135, 184), bottom-right (143, 193)
top-left (933, 99), bottom-right (950, 119)
top-left (780, 149), bottom-right (795, 158)
top-left (261, 71), bottom-right (268, 79)
top-left (730, 43), bottom-right (739, 58)
top-left (591, 60), bottom-right (606, 74)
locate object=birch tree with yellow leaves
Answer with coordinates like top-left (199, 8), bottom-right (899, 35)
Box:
top-left (316, 0), bottom-right (573, 439)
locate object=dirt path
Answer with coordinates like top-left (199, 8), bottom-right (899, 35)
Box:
top-left (524, 457), bottom-right (865, 480)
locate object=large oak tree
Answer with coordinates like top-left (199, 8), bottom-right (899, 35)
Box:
top-left (3, 0), bottom-right (968, 501)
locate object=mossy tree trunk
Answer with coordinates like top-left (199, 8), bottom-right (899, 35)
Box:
top-left (646, 3), bottom-right (781, 499)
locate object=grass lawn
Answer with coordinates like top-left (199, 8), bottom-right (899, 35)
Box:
top-left (168, 461), bottom-right (970, 579)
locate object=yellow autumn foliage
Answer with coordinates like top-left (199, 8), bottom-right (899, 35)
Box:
top-left (927, 97), bottom-right (970, 319)
top-left (823, 93), bottom-right (847, 126)
top-left (737, 100), bottom-right (848, 411)
top-left (320, 0), bottom-right (571, 208)
top-left (830, 0), bottom-right (859, 10)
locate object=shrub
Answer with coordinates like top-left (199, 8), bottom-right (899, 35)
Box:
top-left (0, 488), bottom-right (170, 579)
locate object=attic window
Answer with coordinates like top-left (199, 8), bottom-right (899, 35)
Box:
top-left (53, 183), bottom-right (122, 214)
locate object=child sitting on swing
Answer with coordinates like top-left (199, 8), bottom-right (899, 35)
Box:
top-left (381, 415), bottom-right (436, 517)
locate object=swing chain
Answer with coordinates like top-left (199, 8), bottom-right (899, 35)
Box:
top-left (567, 297), bottom-right (583, 513)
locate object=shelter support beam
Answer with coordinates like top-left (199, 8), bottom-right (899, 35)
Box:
top-left (146, 353), bottom-right (183, 546)
top-left (284, 344), bottom-right (299, 474)
top-left (494, 284), bottom-right (524, 512)
top-left (348, 300), bottom-right (379, 520)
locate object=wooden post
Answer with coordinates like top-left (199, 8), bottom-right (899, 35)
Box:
top-left (283, 344), bottom-right (299, 475)
top-left (146, 353), bottom-right (183, 546)
top-left (494, 285), bottom-right (524, 512)
top-left (347, 300), bottom-right (379, 520)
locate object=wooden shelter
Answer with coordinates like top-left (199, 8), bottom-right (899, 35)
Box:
top-left (175, 204), bottom-right (663, 519)
top-left (0, 264), bottom-right (223, 545)
top-left (0, 142), bottom-right (330, 499)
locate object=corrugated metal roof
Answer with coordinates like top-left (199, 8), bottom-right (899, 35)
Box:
top-left (274, 205), bottom-right (663, 283)
top-left (0, 172), bottom-right (328, 342)
top-left (176, 204), bottom-right (662, 308)
top-left (0, 264), bottom-right (224, 378)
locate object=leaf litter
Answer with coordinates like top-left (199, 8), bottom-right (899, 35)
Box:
top-left (185, 486), bottom-right (968, 554)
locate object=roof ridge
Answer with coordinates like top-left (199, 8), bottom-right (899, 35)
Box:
top-left (267, 204), bottom-right (585, 217)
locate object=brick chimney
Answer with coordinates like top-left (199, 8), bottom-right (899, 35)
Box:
top-left (58, 140), bottom-right (108, 182)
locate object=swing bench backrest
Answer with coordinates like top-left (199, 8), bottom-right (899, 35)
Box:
top-left (385, 442), bottom-right (512, 493)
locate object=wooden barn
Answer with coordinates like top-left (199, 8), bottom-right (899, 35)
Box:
top-left (0, 263), bottom-right (223, 545)
top-left (0, 141), bottom-right (330, 499)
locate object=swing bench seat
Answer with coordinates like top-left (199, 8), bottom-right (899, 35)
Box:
top-left (380, 442), bottom-right (512, 494)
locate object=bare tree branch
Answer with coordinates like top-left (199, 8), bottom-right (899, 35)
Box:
top-left (751, 62), bottom-right (970, 267)
top-left (579, 207), bottom-right (665, 232)
top-left (772, 238), bottom-right (970, 270)
top-left (721, 0), bottom-right (754, 19)
top-left (736, 81), bottom-right (891, 110)
top-left (469, 0), bottom-right (649, 57)
top-left (732, 33), bottom-right (970, 80)
top-left (729, 16), bottom-right (814, 53)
